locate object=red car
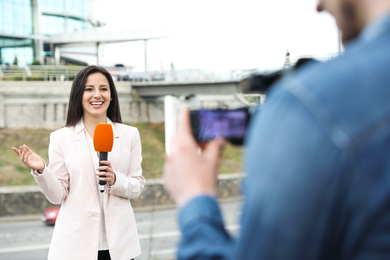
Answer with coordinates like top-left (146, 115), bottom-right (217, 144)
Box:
top-left (41, 206), bottom-right (60, 226)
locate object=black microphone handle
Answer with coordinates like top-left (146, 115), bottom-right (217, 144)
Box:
top-left (99, 152), bottom-right (108, 186)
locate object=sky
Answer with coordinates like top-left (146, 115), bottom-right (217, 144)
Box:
top-left (92, 0), bottom-right (340, 72)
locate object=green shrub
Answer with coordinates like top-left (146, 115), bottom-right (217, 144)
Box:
top-left (31, 60), bottom-right (41, 65)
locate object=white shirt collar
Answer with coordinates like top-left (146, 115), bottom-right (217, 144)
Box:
top-left (74, 117), bottom-right (118, 138)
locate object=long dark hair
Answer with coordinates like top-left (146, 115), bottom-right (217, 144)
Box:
top-left (66, 65), bottom-right (122, 126)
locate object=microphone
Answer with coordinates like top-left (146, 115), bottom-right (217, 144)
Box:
top-left (93, 123), bottom-right (114, 192)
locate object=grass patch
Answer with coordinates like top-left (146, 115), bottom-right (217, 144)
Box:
top-left (0, 123), bottom-right (243, 186)
top-left (15, 165), bottom-right (27, 173)
top-left (133, 122), bottom-right (167, 179)
top-left (219, 143), bottom-right (244, 174)
top-left (0, 128), bottom-right (51, 186)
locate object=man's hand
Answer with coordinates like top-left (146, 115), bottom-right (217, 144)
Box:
top-left (12, 145), bottom-right (45, 173)
top-left (163, 108), bottom-right (225, 207)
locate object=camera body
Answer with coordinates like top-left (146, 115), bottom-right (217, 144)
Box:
top-left (189, 58), bottom-right (318, 145)
top-left (164, 58), bottom-right (318, 150)
top-left (190, 107), bottom-right (252, 146)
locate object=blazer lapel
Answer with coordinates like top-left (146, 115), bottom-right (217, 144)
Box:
top-left (107, 119), bottom-right (121, 170)
top-left (104, 120), bottom-right (120, 205)
top-left (74, 122), bottom-right (99, 205)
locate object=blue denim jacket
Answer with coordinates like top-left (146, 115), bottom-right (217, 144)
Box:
top-left (177, 13), bottom-right (390, 260)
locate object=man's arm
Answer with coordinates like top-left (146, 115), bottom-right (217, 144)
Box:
top-left (163, 108), bottom-right (230, 259)
top-left (177, 195), bottom-right (234, 259)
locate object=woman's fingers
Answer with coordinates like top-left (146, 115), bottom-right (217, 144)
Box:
top-left (12, 145), bottom-right (45, 172)
top-left (22, 145), bottom-right (32, 162)
top-left (11, 146), bottom-right (26, 164)
top-left (97, 161), bottom-right (112, 171)
top-left (11, 147), bottom-right (20, 156)
top-left (19, 146), bottom-right (26, 162)
top-left (96, 161), bottom-right (116, 185)
top-left (22, 148), bottom-right (31, 163)
top-left (22, 151), bottom-right (28, 163)
top-left (23, 144), bottom-right (33, 154)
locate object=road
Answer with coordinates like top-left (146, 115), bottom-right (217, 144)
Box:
top-left (0, 199), bottom-right (242, 260)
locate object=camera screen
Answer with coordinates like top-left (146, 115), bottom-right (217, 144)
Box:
top-left (190, 108), bottom-right (251, 145)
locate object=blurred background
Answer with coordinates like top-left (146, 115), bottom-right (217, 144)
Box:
top-left (0, 1), bottom-right (341, 259)
top-left (93, 0), bottom-right (339, 72)
top-left (1, 0), bottom-right (339, 72)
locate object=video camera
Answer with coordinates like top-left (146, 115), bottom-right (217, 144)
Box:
top-left (190, 58), bottom-right (318, 145)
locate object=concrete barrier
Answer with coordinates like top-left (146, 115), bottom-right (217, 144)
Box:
top-left (0, 81), bottom-right (165, 129)
top-left (0, 81), bottom-right (254, 129)
top-left (0, 173), bottom-right (243, 217)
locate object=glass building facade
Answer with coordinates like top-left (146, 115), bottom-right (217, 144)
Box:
top-left (0, 0), bottom-right (92, 66)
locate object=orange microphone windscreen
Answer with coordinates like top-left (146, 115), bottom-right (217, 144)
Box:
top-left (93, 123), bottom-right (114, 152)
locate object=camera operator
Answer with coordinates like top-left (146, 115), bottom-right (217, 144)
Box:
top-left (163, 0), bottom-right (390, 259)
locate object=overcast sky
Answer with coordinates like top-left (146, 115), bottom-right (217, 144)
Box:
top-left (93, 0), bottom-right (339, 72)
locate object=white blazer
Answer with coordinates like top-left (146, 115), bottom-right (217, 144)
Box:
top-left (32, 119), bottom-right (145, 260)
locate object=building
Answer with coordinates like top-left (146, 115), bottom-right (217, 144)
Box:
top-left (0, 0), bottom-right (170, 68)
top-left (0, 0), bottom-right (95, 66)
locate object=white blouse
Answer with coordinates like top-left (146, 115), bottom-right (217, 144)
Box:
top-left (84, 124), bottom-right (109, 251)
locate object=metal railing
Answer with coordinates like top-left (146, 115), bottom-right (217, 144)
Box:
top-left (0, 53), bottom-right (338, 83)
top-left (0, 65), bottom-right (85, 81)
top-left (0, 65), bottom-right (243, 82)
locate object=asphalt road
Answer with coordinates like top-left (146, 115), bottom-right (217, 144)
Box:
top-left (0, 199), bottom-right (242, 260)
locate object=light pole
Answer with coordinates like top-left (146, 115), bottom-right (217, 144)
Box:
top-left (144, 39), bottom-right (148, 72)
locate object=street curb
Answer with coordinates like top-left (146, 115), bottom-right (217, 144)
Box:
top-left (0, 197), bottom-right (242, 223)
top-left (0, 174), bottom-right (244, 218)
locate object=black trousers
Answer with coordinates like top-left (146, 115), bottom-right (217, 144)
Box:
top-left (98, 250), bottom-right (134, 260)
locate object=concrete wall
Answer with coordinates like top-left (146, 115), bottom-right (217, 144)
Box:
top-left (0, 174), bottom-right (243, 217)
top-left (0, 81), bottom-right (165, 129)
top-left (0, 81), bottom-right (252, 129)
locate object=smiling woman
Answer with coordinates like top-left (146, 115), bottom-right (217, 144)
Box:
top-left (81, 73), bottom-right (112, 136)
top-left (65, 66), bottom-right (121, 128)
top-left (11, 65), bottom-right (145, 260)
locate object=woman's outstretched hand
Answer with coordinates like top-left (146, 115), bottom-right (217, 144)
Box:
top-left (12, 145), bottom-right (45, 173)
